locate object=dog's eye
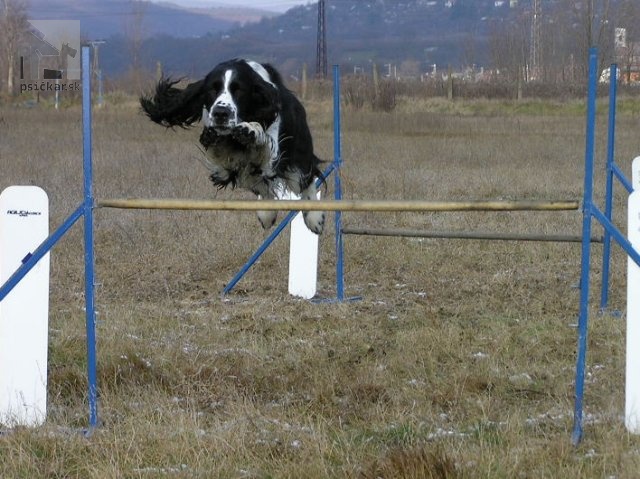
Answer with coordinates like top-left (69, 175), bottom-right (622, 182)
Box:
top-left (212, 80), bottom-right (222, 93)
top-left (229, 82), bottom-right (241, 94)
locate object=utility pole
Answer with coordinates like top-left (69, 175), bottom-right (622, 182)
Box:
top-left (530, 0), bottom-right (541, 81)
top-left (316, 0), bottom-right (327, 79)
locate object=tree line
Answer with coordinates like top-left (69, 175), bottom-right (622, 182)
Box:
top-left (488, 0), bottom-right (639, 84)
top-left (2, 0), bottom-right (639, 99)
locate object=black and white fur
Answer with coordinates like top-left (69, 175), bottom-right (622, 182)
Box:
top-left (140, 59), bottom-right (325, 234)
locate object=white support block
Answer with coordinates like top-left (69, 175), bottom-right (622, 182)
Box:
top-left (0, 186), bottom-right (50, 427)
top-left (627, 157), bottom-right (640, 433)
top-left (278, 189), bottom-right (320, 300)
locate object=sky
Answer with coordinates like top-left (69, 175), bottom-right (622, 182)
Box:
top-left (236, 1), bottom-right (306, 11)
top-left (161, 1), bottom-right (308, 13)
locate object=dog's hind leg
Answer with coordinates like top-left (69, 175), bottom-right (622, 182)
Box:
top-left (251, 182), bottom-right (278, 230)
top-left (256, 198), bottom-right (278, 229)
top-left (300, 181), bottom-right (325, 235)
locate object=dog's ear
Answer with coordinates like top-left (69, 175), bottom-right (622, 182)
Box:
top-left (140, 77), bottom-right (207, 128)
top-left (251, 79), bottom-right (281, 127)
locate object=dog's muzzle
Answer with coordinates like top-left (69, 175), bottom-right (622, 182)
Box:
top-left (202, 105), bottom-right (237, 133)
top-left (212, 105), bottom-right (232, 125)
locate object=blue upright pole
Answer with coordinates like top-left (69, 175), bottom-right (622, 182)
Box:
top-left (82, 46), bottom-right (99, 429)
top-left (572, 47), bottom-right (599, 446)
top-left (600, 64), bottom-right (618, 311)
top-left (333, 65), bottom-right (345, 301)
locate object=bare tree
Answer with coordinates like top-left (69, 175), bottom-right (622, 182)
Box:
top-left (616, 0), bottom-right (640, 40)
top-left (488, 17), bottom-right (528, 83)
top-left (612, 0), bottom-right (640, 83)
top-left (0, 0), bottom-right (28, 96)
top-left (124, 0), bottom-right (148, 92)
top-left (530, 0), bottom-right (615, 84)
top-left (567, 0), bottom-right (615, 79)
top-left (461, 31), bottom-right (478, 72)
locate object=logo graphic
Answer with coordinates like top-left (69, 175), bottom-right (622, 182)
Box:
top-left (6, 210), bottom-right (42, 218)
top-left (20, 20), bottom-right (80, 82)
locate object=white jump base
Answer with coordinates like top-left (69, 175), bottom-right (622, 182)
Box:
top-left (0, 186), bottom-right (50, 427)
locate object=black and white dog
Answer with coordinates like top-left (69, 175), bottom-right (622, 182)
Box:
top-left (140, 59), bottom-right (325, 234)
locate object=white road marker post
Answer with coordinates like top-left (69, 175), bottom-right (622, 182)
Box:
top-left (626, 156), bottom-right (640, 433)
top-left (279, 189), bottom-right (320, 299)
top-left (0, 186), bottom-right (50, 427)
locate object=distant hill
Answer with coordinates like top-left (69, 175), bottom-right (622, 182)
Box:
top-left (27, 0), bottom-right (276, 39)
top-left (175, 4), bottom-right (279, 25)
top-left (100, 0), bottom-right (511, 79)
top-left (62, 0), bottom-right (634, 83)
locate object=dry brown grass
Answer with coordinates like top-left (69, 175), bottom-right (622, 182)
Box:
top-left (1, 94), bottom-right (640, 477)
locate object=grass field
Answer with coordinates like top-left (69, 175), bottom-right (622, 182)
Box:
top-left (1, 92), bottom-right (640, 477)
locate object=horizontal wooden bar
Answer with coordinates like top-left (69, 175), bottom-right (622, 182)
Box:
top-left (97, 198), bottom-right (580, 212)
top-left (342, 227), bottom-right (603, 243)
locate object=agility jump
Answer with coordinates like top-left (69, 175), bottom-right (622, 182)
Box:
top-left (1, 46), bottom-right (639, 447)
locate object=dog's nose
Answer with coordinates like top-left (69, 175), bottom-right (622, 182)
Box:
top-left (212, 105), bottom-right (231, 124)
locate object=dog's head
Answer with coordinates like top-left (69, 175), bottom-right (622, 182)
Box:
top-left (201, 60), bottom-right (281, 134)
top-left (140, 59), bottom-right (281, 131)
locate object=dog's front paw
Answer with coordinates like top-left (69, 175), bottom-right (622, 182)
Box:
top-left (303, 210), bottom-right (325, 235)
top-left (232, 122), bottom-right (265, 146)
top-left (231, 122), bottom-right (257, 145)
top-left (200, 127), bottom-right (219, 148)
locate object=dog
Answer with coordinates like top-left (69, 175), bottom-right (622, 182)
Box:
top-left (139, 59), bottom-right (325, 234)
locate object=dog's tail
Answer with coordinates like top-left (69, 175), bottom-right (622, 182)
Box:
top-left (140, 77), bottom-right (206, 128)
